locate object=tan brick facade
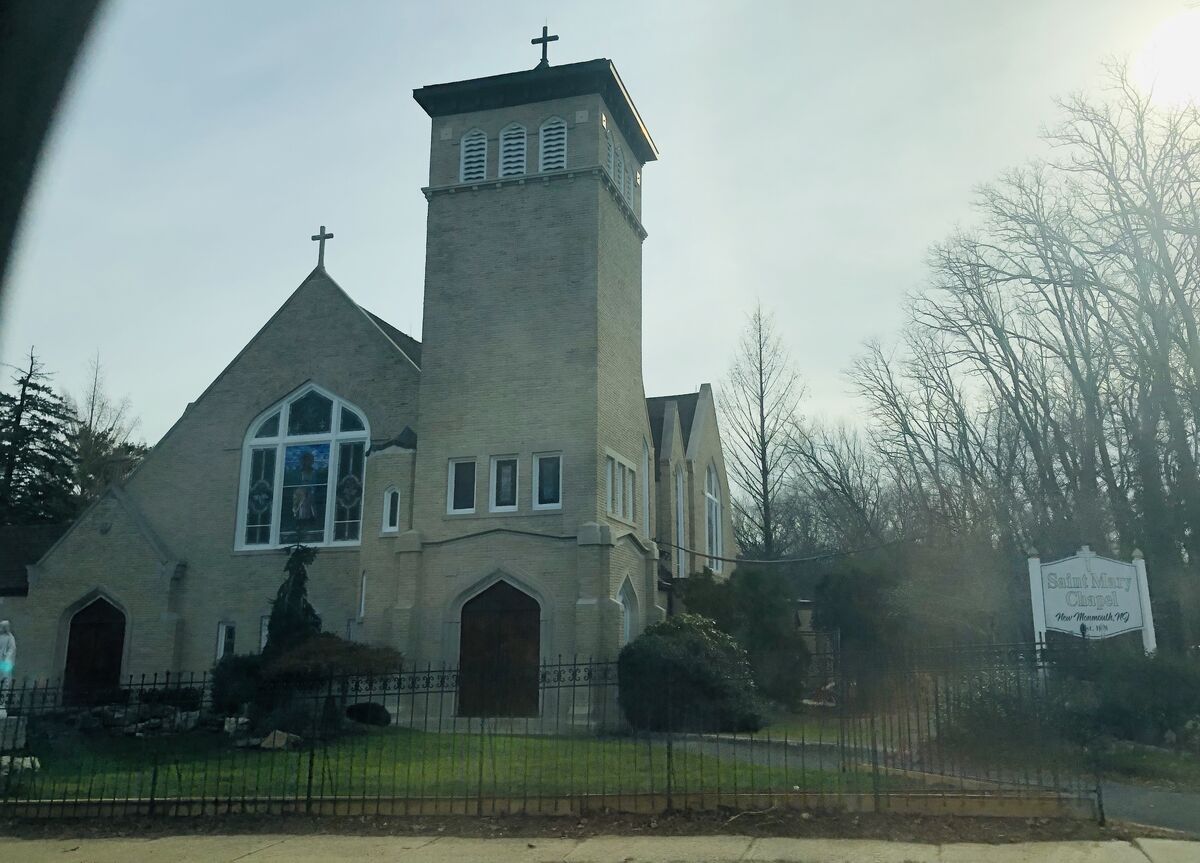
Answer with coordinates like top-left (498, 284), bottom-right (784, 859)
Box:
top-left (0, 58), bottom-right (736, 690)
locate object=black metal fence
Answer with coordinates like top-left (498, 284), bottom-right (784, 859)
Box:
top-left (0, 644), bottom-right (1098, 819)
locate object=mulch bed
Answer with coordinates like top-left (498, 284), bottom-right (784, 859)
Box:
top-left (1, 809), bottom-right (1194, 843)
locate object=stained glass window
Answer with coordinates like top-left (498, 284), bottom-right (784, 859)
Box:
top-left (334, 441), bottom-right (365, 541)
top-left (280, 443), bottom-right (329, 543)
top-left (238, 387), bottom-right (369, 548)
top-left (535, 454), bottom-right (561, 508)
top-left (287, 391), bottom-right (332, 435)
top-left (254, 412), bottom-right (280, 438)
top-left (244, 448), bottom-right (276, 544)
top-left (492, 457), bottom-right (517, 510)
top-left (340, 406), bottom-right (364, 432)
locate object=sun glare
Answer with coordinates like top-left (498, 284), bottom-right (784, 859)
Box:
top-left (1133, 8), bottom-right (1200, 106)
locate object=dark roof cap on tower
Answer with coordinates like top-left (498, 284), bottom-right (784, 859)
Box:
top-left (414, 59), bottom-right (658, 164)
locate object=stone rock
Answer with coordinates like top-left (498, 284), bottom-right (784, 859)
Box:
top-left (223, 716), bottom-right (250, 735)
top-left (0, 716), bottom-right (27, 751)
top-left (259, 730), bottom-right (302, 750)
top-left (0, 754), bottom-right (40, 776)
top-left (1164, 729), bottom-right (1178, 747)
top-left (174, 710), bottom-right (200, 732)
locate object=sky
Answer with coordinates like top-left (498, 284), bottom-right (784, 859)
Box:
top-left (0, 0), bottom-right (1191, 444)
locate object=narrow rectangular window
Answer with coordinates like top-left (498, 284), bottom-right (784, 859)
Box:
top-left (244, 448), bottom-right (277, 545)
top-left (216, 622), bottom-right (236, 661)
top-left (615, 464), bottom-right (626, 517)
top-left (534, 453), bottom-right (562, 509)
top-left (674, 469), bottom-right (686, 576)
top-left (384, 489), bottom-right (401, 532)
top-left (449, 459), bottom-right (476, 513)
top-left (333, 441), bottom-right (365, 541)
top-left (358, 571), bottom-right (367, 619)
top-left (491, 456), bottom-right (518, 511)
top-left (606, 457), bottom-right (616, 514)
top-left (626, 468), bottom-right (636, 522)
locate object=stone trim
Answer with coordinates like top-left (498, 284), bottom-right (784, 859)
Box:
top-left (421, 168), bottom-right (648, 240)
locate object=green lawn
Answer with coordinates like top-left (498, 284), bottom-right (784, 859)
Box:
top-left (5, 726), bottom-right (874, 804)
top-left (751, 713), bottom-right (843, 745)
top-left (1098, 746), bottom-right (1200, 792)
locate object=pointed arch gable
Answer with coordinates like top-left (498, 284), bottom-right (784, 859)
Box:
top-left (55, 587), bottom-right (133, 684)
top-left (443, 567), bottom-right (552, 668)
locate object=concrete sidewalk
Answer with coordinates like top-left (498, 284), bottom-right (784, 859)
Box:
top-left (0, 835), bottom-right (1195, 862)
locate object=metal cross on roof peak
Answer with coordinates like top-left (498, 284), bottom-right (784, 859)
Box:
top-left (311, 225), bottom-right (333, 269)
top-left (531, 25), bottom-right (558, 68)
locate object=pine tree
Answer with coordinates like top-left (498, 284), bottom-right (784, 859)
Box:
top-left (264, 544), bottom-right (323, 658)
top-left (0, 349), bottom-right (78, 525)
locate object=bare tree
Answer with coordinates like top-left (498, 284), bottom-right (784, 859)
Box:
top-left (719, 305), bottom-right (804, 558)
top-left (65, 354), bottom-right (147, 502)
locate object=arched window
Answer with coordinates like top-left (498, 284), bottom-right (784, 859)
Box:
top-left (674, 467), bottom-right (686, 576)
top-left (619, 580), bottom-right (639, 646)
top-left (237, 386), bottom-right (369, 549)
top-left (382, 486), bottom-right (401, 533)
top-left (605, 130), bottom-right (615, 178)
top-left (705, 464), bottom-right (723, 572)
top-left (538, 117), bottom-right (567, 171)
top-left (614, 148), bottom-right (625, 197)
top-left (499, 123), bottom-right (526, 177)
top-left (459, 129), bottom-right (487, 182)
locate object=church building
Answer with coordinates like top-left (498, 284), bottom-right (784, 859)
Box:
top-left (0, 46), bottom-right (737, 706)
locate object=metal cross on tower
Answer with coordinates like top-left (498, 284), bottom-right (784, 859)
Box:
top-left (531, 25), bottom-right (558, 68)
top-left (311, 225), bottom-right (334, 268)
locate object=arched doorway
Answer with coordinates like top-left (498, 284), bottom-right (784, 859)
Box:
top-left (457, 580), bottom-right (540, 717)
top-left (63, 597), bottom-right (126, 705)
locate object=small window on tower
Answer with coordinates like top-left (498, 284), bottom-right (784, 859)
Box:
top-left (534, 453), bottom-right (562, 509)
top-left (490, 456), bottom-right (519, 512)
top-left (448, 459), bottom-right (476, 514)
top-left (460, 129), bottom-right (487, 182)
top-left (538, 117), bottom-right (567, 171)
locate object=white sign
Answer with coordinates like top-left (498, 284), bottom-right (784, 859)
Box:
top-left (1028, 546), bottom-right (1156, 652)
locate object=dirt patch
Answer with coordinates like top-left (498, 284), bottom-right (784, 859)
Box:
top-left (0, 810), bottom-right (1193, 843)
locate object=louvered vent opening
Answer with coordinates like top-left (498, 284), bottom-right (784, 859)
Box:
top-left (539, 118), bottom-right (567, 171)
top-left (614, 149), bottom-right (625, 197)
top-left (459, 130), bottom-right (487, 183)
top-left (499, 124), bottom-right (526, 177)
top-left (606, 131), bottom-right (615, 177)
top-left (624, 156), bottom-right (634, 202)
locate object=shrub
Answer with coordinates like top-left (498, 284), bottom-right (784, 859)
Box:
top-left (681, 567), bottom-right (812, 707)
top-left (138, 686), bottom-right (203, 712)
top-left (263, 545), bottom-right (323, 659)
top-left (618, 614), bottom-right (766, 733)
top-left (210, 653), bottom-right (264, 716)
top-left (346, 702), bottom-right (391, 726)
top-left (261, 633), bottom-right (403, 687)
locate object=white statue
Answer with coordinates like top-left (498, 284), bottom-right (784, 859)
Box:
top-left (0, 620), bottom-right (14, 717)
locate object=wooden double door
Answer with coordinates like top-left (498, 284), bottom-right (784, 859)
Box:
top-left (457, 581), bottom-right (541, 717)
top-left (63, 598), bottom-right (126, 706)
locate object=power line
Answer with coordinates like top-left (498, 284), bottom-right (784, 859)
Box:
top-left (652, 534), bottom-right (918, 567)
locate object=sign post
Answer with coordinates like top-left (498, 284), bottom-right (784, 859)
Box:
top-left (1027, 546), bottom-right (1156, 652)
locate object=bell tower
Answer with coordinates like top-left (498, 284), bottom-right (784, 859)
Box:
top-left (410, 49), bottom-right (659, 541)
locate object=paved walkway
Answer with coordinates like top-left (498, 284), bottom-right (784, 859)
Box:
top-left (1103, 782), bottom-right (1200, 835)
top-left (0, 835), bottom-right (1195, 862)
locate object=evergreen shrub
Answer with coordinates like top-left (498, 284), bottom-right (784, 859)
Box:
top-left (618, 614), bottom-right (766, 733)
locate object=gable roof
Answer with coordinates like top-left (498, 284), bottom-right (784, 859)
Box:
top-left (364, 309), bottom-right (422, 367)
top-left (414, 59), bottom-right (658, 164)
top-left (0, 523), bottom-right (69, 596)
top-left (646, 391), bottom-right (700, 454)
